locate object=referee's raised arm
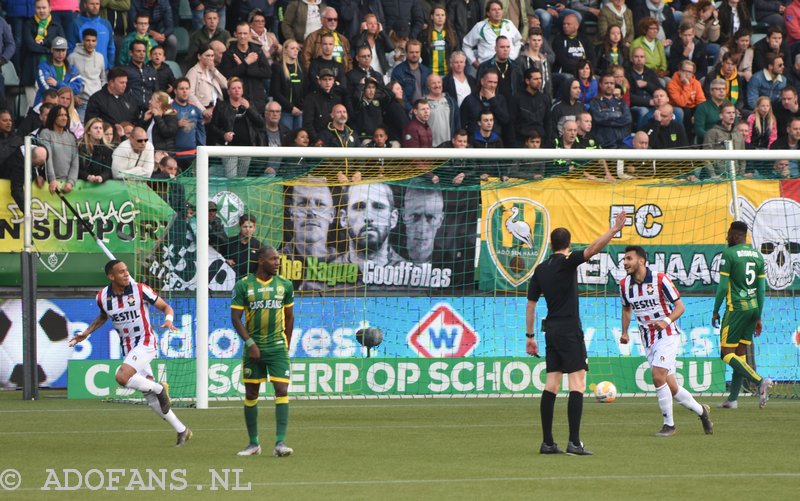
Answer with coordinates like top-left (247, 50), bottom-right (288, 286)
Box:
top-left (584, 211), bottom-right (629, 260)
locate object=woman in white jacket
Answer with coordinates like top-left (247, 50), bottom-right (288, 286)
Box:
top-left (185, 43), bottom-right (228, 121)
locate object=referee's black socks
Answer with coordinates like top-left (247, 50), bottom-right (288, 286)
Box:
top-left (567, 391), bottom-right (583, 445)
top-left (540, 390), bottom-right (557, 445)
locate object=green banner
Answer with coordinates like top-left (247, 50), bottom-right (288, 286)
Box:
top-left (67, 357), bottom-right (725, 399)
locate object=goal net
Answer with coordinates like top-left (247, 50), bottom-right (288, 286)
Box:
top-left (120, 147), bottom-right (800, 407)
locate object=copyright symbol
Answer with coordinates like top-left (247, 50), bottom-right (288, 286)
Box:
top-left (0, 469), bottom-right (21, 490)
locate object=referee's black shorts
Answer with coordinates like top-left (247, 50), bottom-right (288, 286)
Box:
top-left (543, 319), bottom-right (588, 374)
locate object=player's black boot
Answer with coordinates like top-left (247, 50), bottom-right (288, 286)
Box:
top-left (566, 441), bottom-right (593, 455)
top-left (539, 442), bottom-right (565, 454)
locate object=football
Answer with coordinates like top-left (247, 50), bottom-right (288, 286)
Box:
top-left (0, 299), bottom-right (71, 388)
top-left (594, 381), bottom-right (617, 403)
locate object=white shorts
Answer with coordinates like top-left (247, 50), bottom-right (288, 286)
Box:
top-left (120, 344), bottom-right (157, 378)
top-left (646, 334), bottom-right (679, 374)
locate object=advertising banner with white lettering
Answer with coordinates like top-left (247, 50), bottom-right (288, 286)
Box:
top-left (66, 356), bottom-right (726, 398)
top-left (478, 178), bottom-right (800, 291)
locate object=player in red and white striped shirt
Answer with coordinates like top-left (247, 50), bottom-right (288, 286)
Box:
top-left (619, 246), bottom-right (713, 437)
top-left (70, 260), bottom-right (192, 447)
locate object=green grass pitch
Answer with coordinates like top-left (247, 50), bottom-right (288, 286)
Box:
top-left (1, 390), bottom-right (798, 500)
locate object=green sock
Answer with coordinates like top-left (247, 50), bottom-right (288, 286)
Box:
top-left (724, 353), bottom-right (762, 385)
top-left (244, 400), bottom-right (259, 445)
top-left (275, 401), bottom-right (289, 443)
top-left (728, 373), bottom-right (743, 402)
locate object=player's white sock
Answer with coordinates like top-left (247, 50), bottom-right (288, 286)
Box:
top-left (145, 393), bottom-right (187, 433)
top-left (656, 384), bottom-right (674, 426)
top-left (125, 373), bottom-right (162, 394)
top-left (674, 386), bottom-right (703, 416)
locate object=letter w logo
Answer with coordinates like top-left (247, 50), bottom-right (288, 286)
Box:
top-left (427, 327), bottom-right (459, 349)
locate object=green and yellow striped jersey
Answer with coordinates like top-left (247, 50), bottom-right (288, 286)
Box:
top-left (231, 274), bottom-right (294, 350)
top-left (719, 243), bottom-right (765, 311)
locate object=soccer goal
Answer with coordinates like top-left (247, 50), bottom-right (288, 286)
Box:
top-left (121, 145), bottom-right (800, 408)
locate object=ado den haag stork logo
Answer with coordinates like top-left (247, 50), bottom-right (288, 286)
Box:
top-left (485, 198), bottom-right (550, 287)
top-left (407, 303), bottom-right (479, 357)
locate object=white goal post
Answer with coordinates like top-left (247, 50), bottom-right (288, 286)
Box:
top-left (193, 144), bottom-right (780, 408)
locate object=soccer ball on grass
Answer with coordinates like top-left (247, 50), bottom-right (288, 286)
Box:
top-left (594, 381), bottom-right (617, 403)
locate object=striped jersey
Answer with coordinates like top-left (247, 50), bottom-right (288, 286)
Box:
top-left (429, 29), bottom-right (448, 75)
top-left (96, 279), bottom-right (159, 356)
top-left (231, 274), bottom-right (294, 350)
top-left (619, 268), bottom-right (681, 347)
top-left (718, 243), bottom-right (765, 311)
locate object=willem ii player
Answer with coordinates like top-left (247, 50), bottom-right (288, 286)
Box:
top-left (70, 260), bottom-right (192, 446)
top-left (231, 246), bottom-right (295, 457)
top-left (619, 246), bottom-right (714, 437)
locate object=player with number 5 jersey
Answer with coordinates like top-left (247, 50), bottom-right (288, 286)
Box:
top-left (231, 246), bottom-right (295, 458)
top-left (712, 221), bottom-right (772, 409)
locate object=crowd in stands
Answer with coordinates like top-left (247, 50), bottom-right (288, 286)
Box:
top-left (3, 0), bottom-right (800, 205)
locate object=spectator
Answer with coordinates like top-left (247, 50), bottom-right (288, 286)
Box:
top-left (449, 0), bottom-right (484, 44)
top-left (720, 28), bottom-right (754, 81)
top-left (747, 53), bottom-right (787, 109)
top-left (701, 100), bottom-right (746, 178)
top-left (271, 39), bottom-right (306, 132)
top-left (124, 39), bottom-right (159, 114)
top-left (643, 103), bottom-right (689, 149)
top-left (737, 121), bottom-right (754, 149)
top-left (670, 23), bottom-right (709, 83)
top-left (695, 78), bottom-right (727, 143)
top-left (302, 7), bottom-right (353, 71)
top-left (186, 9), bottom-right (231, 68)
top-left (184, 44), bottom-right (228, 122)
top-left (102, 120), bottom-right (117, 145)
top-left (627, 46), bottom-right (662, 130)
top-left (1, 143), bottom-right (47, 214)
top-left (346, 45), bottom-right (387, 98)
top-left (351, 77), bottom-right (385, 142)
top-left (755, 0), bottom-right (786, 30)
top-left (574, 110), bottom-right (599, 147)
top-left (71, 0), bottom-right (113, 67)
top-left (248, 9), bottom-right (280, 67)
top-left (630, 17), bottom-right (668, 78)
top-left (667, 60), bottom-right (706, 132)
top-left (149, 154), bottom-right (185, 217)
top-left (787, 0), bottom-right (800, 46)
top-left (470, 109), bottom-right (503, 148)
top-left (148, 46), bottom-right (176, 95)
top-left (402, 98), bottom-right (433, 147)
top-left (119, 13), bottom-right (158, 66)
top-left (424, 73), bottom-right (459, 147)
top-left (595, 25), bottom-right (629, 76)
top-left (34, 36), bottom-right (83, 107)
top-left (320, 102), bottom-right (358, 147)
top-left (308, 32), bottom-right (348, 91)
top-left (596, 0), bottom-right (633, 46)
top-left (19, 90), bottom-right (58, 136)
top-left (552, 12), bottom-right (596, 88)
top-left (22, 0), bottom-right (66, 102)
top-left (112, 125), bottom-right (156, 179)
top-left (51, 1), bottom-right (79, 46)
top-left (381, 0), bottom-right (425, 41)
top-left (281, 0), bottom-right (326, 43)
top-left (78, 116), bottom-right (113, 183)
top-left (420, 5), bottom-right (458, 76)
top-left (589, 72), bottom-right (632, 148)
top-left (38, 104), bottom-right (79, 194)
top-left (752, 25), bottom-right (790, 74)
top-left (549, 77), bottom-right (584, 140)
top-left (460, 68), bottom-right (509, 136)
top-left (747, 95), bottom-right (779, 149)
top-left (550, 118), bottom-right (581, 174)
top-left (771, 116), bottom-right (800, 176)
top-left (220, 21), bottom-right (271, 115)
top-left (172, 77), bottom-right (206, 170)
top-left (391, 39), bottom-right (431, 108)
top-left (477, 36), bottom-right (521, 101)
top-left (0, 16), bottom-right (14, 110)
top-left (692, 2), bottom-right (722, 56)
top-left (382, 80), bottom-right (411, 141)
top-left (442, 50), bottom-right (477, 107)
top-left (775, 86), bottom-right (800, 139)
top-left (706, 52), bottom-right (744, 109)
top-left (208, 77), bottom-right (265, 177)
top-left (68, 28), bottom-right (105, 121)
top-left (129, 0), bottom-right (177, 61)
top-left (350, 13), bottom-right (395, 78)
top-left (463, 1), bottom-right (522, 70)
top-left (364, 125), bottom-right (400, 148)
top-left (3, 0), bottom-right (33, 75)
top-left (205, 200), bottom-right (230, 257)
top-left (517, 67), bottom-right (550, 145)
top-left (260, 100), bottom-right (290, 175)
top-left (143, 90), bottom-right (178, 153)
top-left (303, 68), bottom-right (346, 143)
top-left (576, 58), bottom-right (598, 109)
top-left (57, 86), bottom-right (84, 140)
top-left (768, 158), bottom-right (791, 177)
top-left (518, 28), bottom-right (555, 98)
top-left (226, 214), bottom-right (262, 278)
top-left (632, 0), bottom-right (678, 47)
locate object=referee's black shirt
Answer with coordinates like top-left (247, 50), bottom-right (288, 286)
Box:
top-left (527, 250), bottom-right (587, 321)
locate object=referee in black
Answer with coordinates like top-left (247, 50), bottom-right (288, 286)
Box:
top-left (526, 211), bottom-right (627, 455)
